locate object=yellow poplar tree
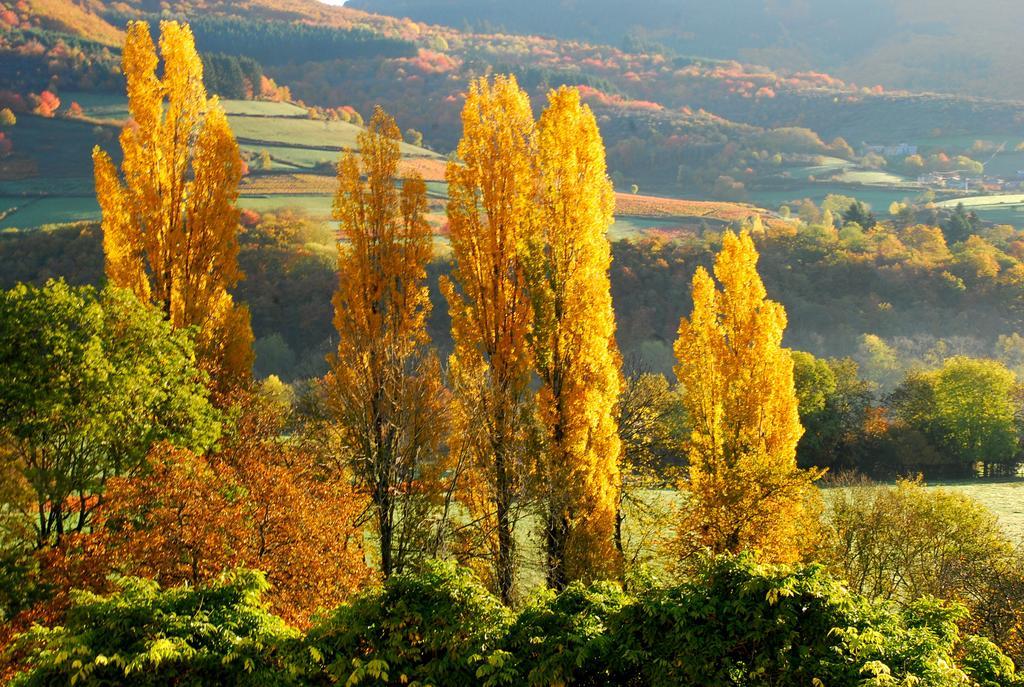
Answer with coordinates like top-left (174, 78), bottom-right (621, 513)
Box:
top-left (325, 106), bottom-right (446, 578)
top-left (441, 75), bottom-right (537, 604)
top-left (673, 230), bottom-right (821, 563)
top-left (93, 20), bottom-right (252, 391)
top-left (527, 87), bottom-right (622, 588)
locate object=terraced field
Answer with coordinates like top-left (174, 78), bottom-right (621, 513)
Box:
top-left (0, 99), bottom-right (788, 236)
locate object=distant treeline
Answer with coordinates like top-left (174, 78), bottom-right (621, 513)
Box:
top-left (494, 64), bottom-right (621, 98)
top-left (0, 28), bottom-right (122, 93)
top-left (105, 13), bottom-right (418, 66)
top-left (200, 53), bottom-right (263, 100)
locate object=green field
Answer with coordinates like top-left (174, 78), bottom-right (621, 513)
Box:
top-left (229, 114), bottom-right (440, 159)
top-left (64, 92), bottom-right (310, 120)
top-left (628, 481), bottom-right (1024, 546)
top-left (937, 193), bottom-right (1024, 208)
top-left (935, 193), bottom-right (1024, 224)
top-left (0, 197), bottom-right (100, 229)
top-left (748, 185), bottom-right (924, 213)
top-left (832, 169), bottom-right (912, 186)
top-left (502, 480), bottom-right (1024, 593)
top-left (930, 481), bottom-right (1024, 539)
top-left (240, 143), bottom-right (342, 170)
top-left (237, 194), bottom-right (334, 216)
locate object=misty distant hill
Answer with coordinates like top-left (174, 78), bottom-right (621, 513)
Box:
top-left (351, 0), bottom-right (1024, 100)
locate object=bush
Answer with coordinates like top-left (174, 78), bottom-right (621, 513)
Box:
top-left (8, 559), bottom-right (1022, 686)
top-left (9, 571), bottom-right (299, 686)
top-left (303, 562), bottom-right (511, 686)
top-left (821, 479), bottom-right (1024, 666)
top-left (612, 555), bottom-right (1018, 686)
top-left (495, 581), bottom-right (632, 686)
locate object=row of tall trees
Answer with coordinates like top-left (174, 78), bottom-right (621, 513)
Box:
top-left (327, 76), bottom-right (624, 601)
top-left (84, 21), bottom-right (818, 603)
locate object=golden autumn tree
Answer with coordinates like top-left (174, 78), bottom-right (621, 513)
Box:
top-left (93, 20), bottom-right (252, 391)
top-left (442, 75), bottom-right (538, 604)
top-left (525, 87), bottom-right (622, 588)
top-left (673, 230), bottom-right (821, 564)
top-left (325, 106), bottom-right (447, 579)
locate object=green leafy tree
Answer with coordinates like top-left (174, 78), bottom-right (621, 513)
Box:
top-left (0, 280), bottom-right (219, 548)
top-left (404, 128), bottom-right (423, 147)
top-left (842, 200), bottom-right (877, 229)
top-left (944, 203), bottom-right (981, 243)
top-left (792, 352), bottom-right (873, 470)
top-left (890, 357), bottom-right (1020, 476)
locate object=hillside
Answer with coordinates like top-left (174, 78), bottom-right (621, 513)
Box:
top-left (4, 0), bottom-right (1024, 230)
top-left (352, 0), bottom-right (1024, 101)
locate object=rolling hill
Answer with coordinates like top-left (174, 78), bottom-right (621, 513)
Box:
top-left (3, 0), bottom-right (1024, 232)
top-left (351, 0), bottom-right (1024, 101)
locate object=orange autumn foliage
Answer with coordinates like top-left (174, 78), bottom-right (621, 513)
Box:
top-left (325, 107), bottom-right (448, 579)
top-left (95, 395), bottom-right (373, 627)
top-left (442, 75), bottom-right (538, 604)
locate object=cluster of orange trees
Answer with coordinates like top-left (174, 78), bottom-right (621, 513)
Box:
top-left (75, 20), bottom-right (821, 617)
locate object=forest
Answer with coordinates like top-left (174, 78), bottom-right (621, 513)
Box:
top-left (3, 10), bottom-right (1024, 687)
top-left (352, 0), bottom-right (1024, 101)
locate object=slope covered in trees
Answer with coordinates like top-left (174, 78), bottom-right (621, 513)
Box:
top-left (354, 0), bottom-right (1024, 101)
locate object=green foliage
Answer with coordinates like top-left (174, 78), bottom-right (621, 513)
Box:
top-left (792, 352), bottom-right (873, 471)
top-left (612, 555), bottom-right (1007, 687)
top-left (202, 52), bottom-right (264, 100)
top-left (962, 635), bottom-right (1023, 687)
top-left (493, 582), bottom-right (632, 686)
top-left (303, 562), bottom-right (512, 686)
top-left (132, 13), bottom-right (417, 66)
top-left (842, 200), bottom-right (877, 229)
top-left (0, 280), bottom-right (219, 546)
top-left (8, 558), bottom-right (1022, 686)
top-left (890, 357), bottom-right (1020, 476)
top-left (10, 570), bottom-right (299, 686)
top-left (820, 479), bottom-right (1024, 664)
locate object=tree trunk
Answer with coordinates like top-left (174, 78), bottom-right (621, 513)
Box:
top-left (546, 507), bottom-right (570, 591)
top-left (495, 443), bottom-right (515, 605)
top-left (378, 492), bottom-right (394, 578)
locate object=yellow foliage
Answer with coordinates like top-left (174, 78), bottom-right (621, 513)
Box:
top-left (673, 230), bottom-right (821, 564)
top-left (442, 76), bottom-right (538, 603)
top-left (325, 106), bottom-right (446, 578)
top-left (528, 87), bottom-right (622, 586)
top-left (92, 21), bottom-right (252, 391)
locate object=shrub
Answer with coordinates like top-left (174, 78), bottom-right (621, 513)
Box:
top-left (303, 562), bottom-right (511, 686)
top-left (8, 559), bottom-right (1022, 686)
top-left (611, 555), bottom-right (1014, 686)
top-left (9, 571), bottom-right (299, 686)
top-left (495, 581), bottom-right (632, 686)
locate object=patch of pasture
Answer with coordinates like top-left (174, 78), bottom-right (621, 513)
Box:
top-left (0, 197), bottom-right (101, 229)
top-left (833, 170), bottom-right (911, 186)
top-left (222, 100), bottom-right (309, 117)
top-left (238, 194), bottom-right (334, 217)
top-left (936, 193), bottom-right (1024, 208)
top-left (929, 481), bottom-right (1024, 541)
top-left (230, 116), bottom-right (440, 159)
